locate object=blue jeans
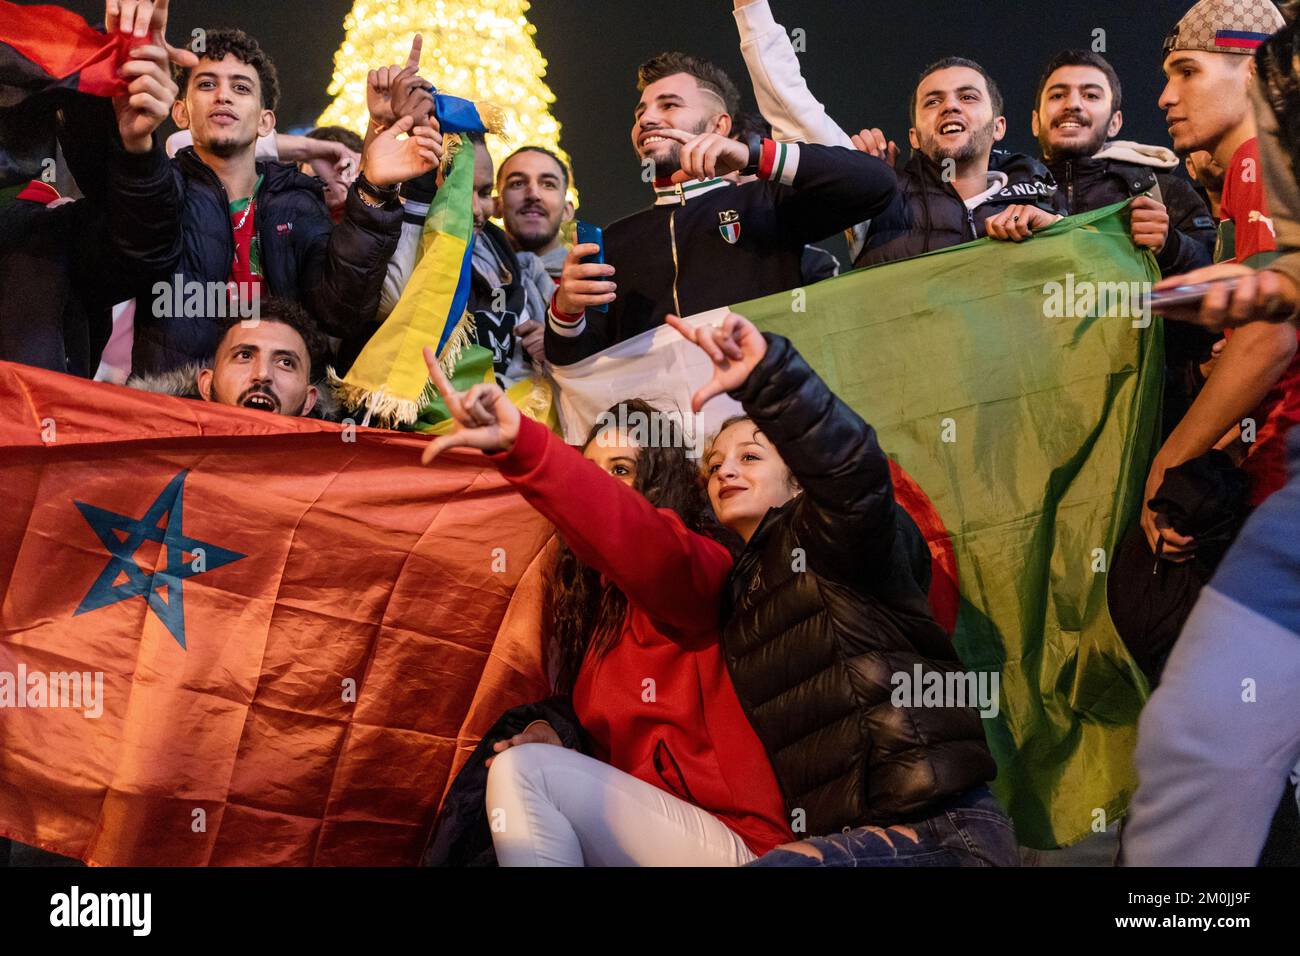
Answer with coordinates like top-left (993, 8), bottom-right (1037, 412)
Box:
top-left (747, 785), bottom-right (1020, 867)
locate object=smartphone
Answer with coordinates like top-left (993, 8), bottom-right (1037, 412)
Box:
top-left (1149, 277), bottom-right (1242, 310)
top-left (575, 220), bottom-right (608, 313)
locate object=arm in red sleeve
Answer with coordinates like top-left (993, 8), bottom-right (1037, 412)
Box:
top-left (489, 417), bottom-right (731, 641)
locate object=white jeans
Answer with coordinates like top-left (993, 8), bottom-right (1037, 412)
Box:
top-left (485, 743), bottom-right (758, 866)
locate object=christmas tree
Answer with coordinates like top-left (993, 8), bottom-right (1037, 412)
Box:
top-left (318, 0), bottom-right (573, 201)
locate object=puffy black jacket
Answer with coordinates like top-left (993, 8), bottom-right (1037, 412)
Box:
top-left (1045, 154), bottom-right (1215, 277)
top-left (720, 334), bottom-right (996, 835)
top-left (857, 149), bottom-right (1066, 267)
top-left (131, 147), bottom-right (402, 376)
top-left (0, 141), bottom-right (180, 376)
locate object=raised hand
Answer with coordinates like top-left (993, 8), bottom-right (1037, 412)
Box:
top-left (106, 0), bottom-right (198, 68)
top-left (661, 129), bottom-right (749, 184)
top-left (361, 114), bottom-right (443, 187)
top-left (665, 311), bottom-right (768, 412)
top-left (113, 43), bottom-right (178, 153)
top-left (850, 127), bottom-right (899, 167)
top-left (419, 345), bottom-right (521, 464)
top-left (367, 35), bottom-right (428, 130)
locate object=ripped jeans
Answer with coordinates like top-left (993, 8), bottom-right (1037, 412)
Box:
top-left (747, 785), bottom-right (1020, 867)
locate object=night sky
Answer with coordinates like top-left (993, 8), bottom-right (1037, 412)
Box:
top-left (32, 0), bottom-right (1210, 225)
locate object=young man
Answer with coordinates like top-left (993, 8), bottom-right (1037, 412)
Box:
top-left (547, 51), bottom-right (896, 366)
top-left (128, 26), bottom-right (440, 377)
top-left (1145, 0), bottom-right (1296, 562)
top-left (496, 146), bottom-right (574, 280)
top-left (1034, 49), bottom-right (1215, 277)
top-left (128, 299), bottom-right (333, 419)
top-left (379, 134), bottom-right (552, 388)
top-left (730, 1), bottom-right (1062, 265)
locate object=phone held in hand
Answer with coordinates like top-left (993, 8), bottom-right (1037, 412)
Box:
top-left (565, 220), bottom-right (608, 313)
top-left (1149, 278), bottom-right (1243, 310)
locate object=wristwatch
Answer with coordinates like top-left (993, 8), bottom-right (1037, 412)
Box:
top-left (356, 171), bottom-right (398, 207)
top-left (739, 132), bottom-right (765, 177)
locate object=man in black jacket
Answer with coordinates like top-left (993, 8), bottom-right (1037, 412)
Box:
top-left (856, 57), bottom-right (1067, 267)
top-left (0, 37), bottom-right (182, 376)
top-left (546, 52), bottom-right (897, 366)
top-left (1033, 49), bottom-right (1215, 277)
top-left (129, 28), bottom-right (440, 376)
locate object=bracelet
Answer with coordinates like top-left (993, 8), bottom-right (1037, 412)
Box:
top-left (355, 171), bottom-right (398, 207)
top-left (740, 132), bottom-right (764, 177)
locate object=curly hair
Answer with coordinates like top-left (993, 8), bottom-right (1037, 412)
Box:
top-left (546, 400), bottom-right (720, 696)
top-left (214, 298), bottom-right (328, 381)
top-left (175, 28), bottom-right (280, 112)
top-left (637, 51), bottom-right (740, 117)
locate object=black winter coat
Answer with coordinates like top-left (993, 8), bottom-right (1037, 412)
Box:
top-left (857, 149), bottom-right (1066, 267)
top-left (721, 334), bottom-right (997, 835)
top-left (131, 147), bottom-right (402, 376)
top-left (1045, 154), bottom-right (1215, 277)
top-left (0, 141), bottom-right (180, 376)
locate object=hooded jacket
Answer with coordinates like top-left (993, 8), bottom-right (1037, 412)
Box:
top-left (1046, 140), bottom-right (1216, 277)
top-left (126, 361), bottom-right (341, 420)
top-left (130, 148), bottom-right (402, 377)
top-left (720, 333), bottom-right (997, 834)
top-left (856, 148), bottom-right (1067, 267)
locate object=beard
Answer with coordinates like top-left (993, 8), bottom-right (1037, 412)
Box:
top-left (1039, 115), bottom-right (1110, 161)
top-left (919, 115), bottom-right (999, 166)
top-left (648, 116), bottom-right (714, 178)
top-left (508, 205), bottom-right (559, 251)
top-left (202, 125), bottom-right (258, 158)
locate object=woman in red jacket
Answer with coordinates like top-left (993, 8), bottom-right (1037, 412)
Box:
top-left (419, 347), bottom-right (792, 866)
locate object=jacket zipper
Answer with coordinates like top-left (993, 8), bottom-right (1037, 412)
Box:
top-left (1066, 160), bottom-right (1074, 212)
top-left (668, 207), bottom-right (682, 317)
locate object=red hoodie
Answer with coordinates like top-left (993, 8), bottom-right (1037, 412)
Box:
top-left (491, 417), bottom-right (794, 856)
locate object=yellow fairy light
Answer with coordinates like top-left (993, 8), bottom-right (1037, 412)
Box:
top-left (318, 0), bottom-right (576, 204)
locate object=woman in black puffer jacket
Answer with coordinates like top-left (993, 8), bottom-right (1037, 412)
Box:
top-left (668, 311), bottom-right (1019, 866)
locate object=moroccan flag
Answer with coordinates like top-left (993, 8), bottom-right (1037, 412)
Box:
top-left (0, 1), bottom-right (130, 101)
top-left (550, 202), bottom-right (1161, 850)
top-left (0, 362), bottom-right (555, 865)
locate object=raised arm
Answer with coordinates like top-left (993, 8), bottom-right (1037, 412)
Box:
top-left (732, 0), bottom-right (853, 149)
top-left (420, 350), bottom-right (731, 641)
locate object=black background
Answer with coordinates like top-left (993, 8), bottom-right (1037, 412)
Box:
top-left (22, 0), bottom-right (1209, 224)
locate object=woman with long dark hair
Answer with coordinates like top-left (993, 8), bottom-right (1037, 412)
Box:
top-left (667, 311), bottom-right (1020, 866)
top-left (419, 348), bottom-right (791, 866)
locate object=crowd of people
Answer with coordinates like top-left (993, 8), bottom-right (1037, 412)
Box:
top-left (2, 0), bottom-right (1300, 867)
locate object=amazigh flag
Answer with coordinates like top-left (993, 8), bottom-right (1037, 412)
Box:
top-left (334, 91), bottom-right (507, 428)
top-left (0, 362), bottom-right (556, 865)
top-left (550, 202), bottom-right (1161, 850)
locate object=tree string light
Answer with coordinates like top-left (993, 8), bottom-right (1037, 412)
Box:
top-left (318, 0), bottom-right (575, 204)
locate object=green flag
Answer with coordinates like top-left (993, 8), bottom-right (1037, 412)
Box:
top-left (738, 202), bottom-right (1161, 849)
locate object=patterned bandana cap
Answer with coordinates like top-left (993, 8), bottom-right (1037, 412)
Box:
top-left (1163, 0), bottom-right (1286, 56)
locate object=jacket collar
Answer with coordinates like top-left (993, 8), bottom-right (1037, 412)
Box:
top-left (652, 176), bottom-right (732, 206)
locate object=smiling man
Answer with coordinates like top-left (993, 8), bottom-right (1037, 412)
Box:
top-left (123, 25), bottom-right (441, 378)
top-left (496, 146), bottom-right (575, 280)
top-left (1034, 49), bottom-right (1215, 279)
top-left (546, 51), bottom-right (896, 366)
top-left (857, 57), bottom-right (1066, 266)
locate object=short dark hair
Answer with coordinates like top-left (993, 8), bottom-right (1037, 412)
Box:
top-left (729, 110), bottom-right (772, 142)
top-left (497, 145), bottom-right (572, 191)
top-left (911, 56), bottom-right (1003, 124)
top-left (637, 52), bottom-right (741, 117)
top-left (175, 28), bottom-right (280, 112)
top-left (305, 125), bottom-right (363, 153)
top-left (215, 298), bottom-right (328, 380)
top-left (1034, 49), bottom-right (1123, 114)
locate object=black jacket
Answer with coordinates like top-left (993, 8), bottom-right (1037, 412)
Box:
top-left (1045, 153), bottom-right (1215, 276)
top-left (131, 147), bottom-right (402, 376)
top-left (720, 334), bottom-right (996, 835)
top-left (0, 141), bottom-right (180, 376)
top-left (545, 142), bottom-right (896, 365)
top-left (857, 149), bottom-right (1066, 267)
